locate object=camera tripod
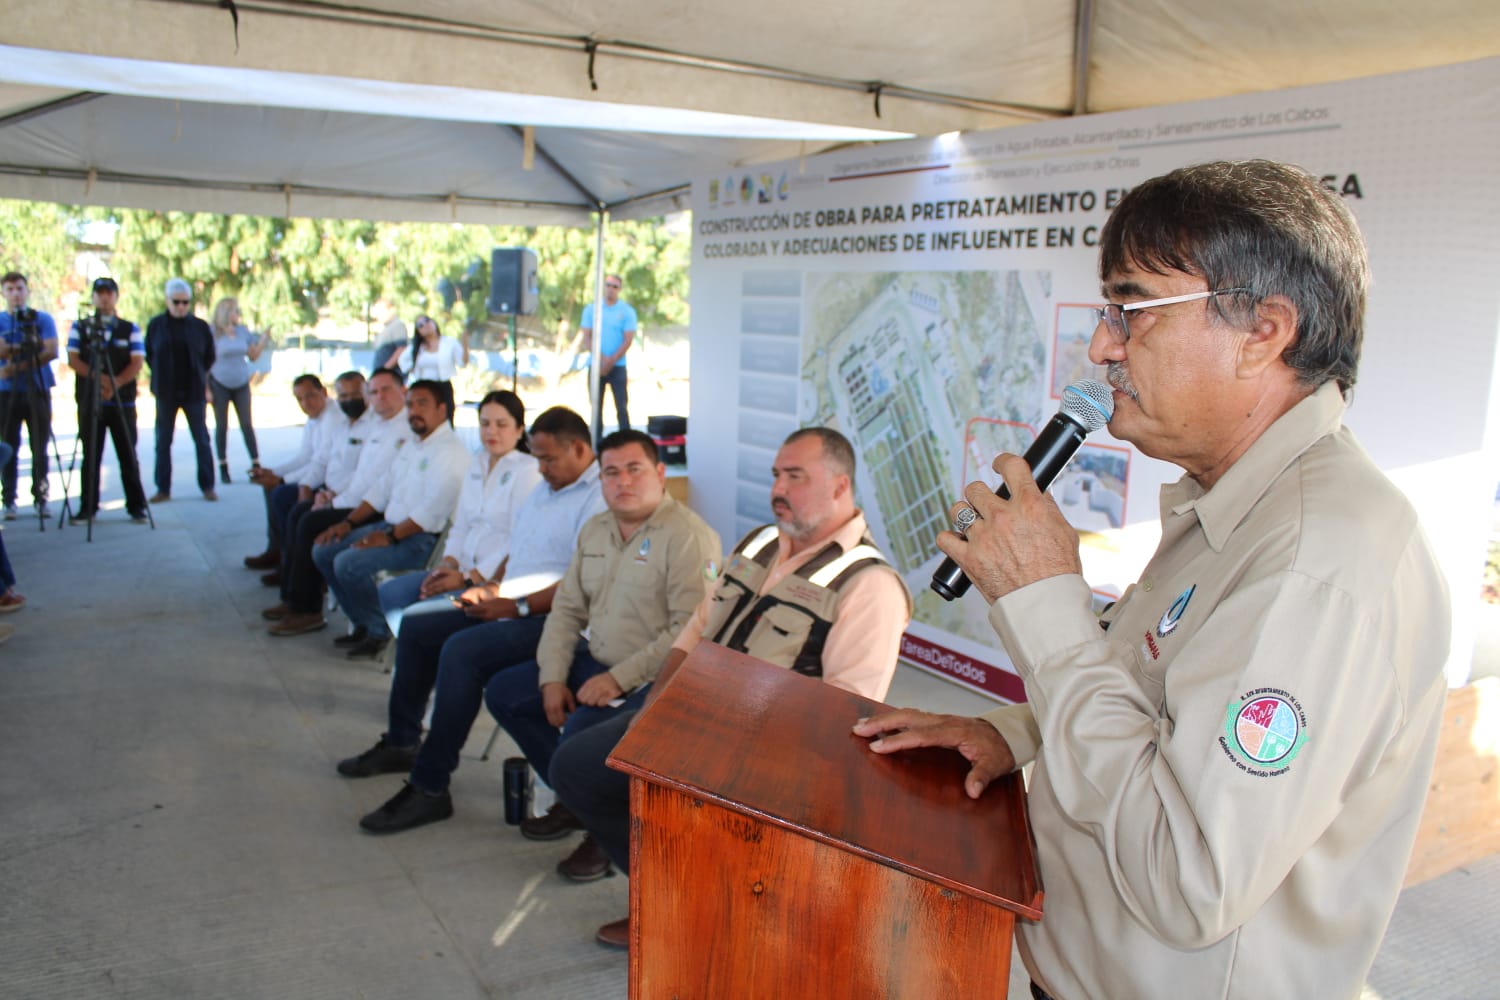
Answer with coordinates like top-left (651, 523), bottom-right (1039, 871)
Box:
top-left (61, 315), bottom-right (154, 540)
top-left (0, 310), bottom-right (65, 533)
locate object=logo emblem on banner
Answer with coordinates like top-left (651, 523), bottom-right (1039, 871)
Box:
top-left (1220, 689), bottom-right (1309, 776)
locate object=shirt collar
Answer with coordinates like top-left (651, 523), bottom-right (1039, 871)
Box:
top-left (551, 461), bottom-right (601, 497)
top-left (1166, 381), bottom-right (1346, 551)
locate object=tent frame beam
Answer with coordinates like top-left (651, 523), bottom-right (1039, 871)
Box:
top-left (152, 0), bottom-right (1063, 122)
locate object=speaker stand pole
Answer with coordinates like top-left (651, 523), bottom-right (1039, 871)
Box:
top-left (508, 314), bottom-right (518, 393)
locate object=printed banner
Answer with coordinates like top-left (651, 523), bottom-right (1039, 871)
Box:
top-left (688, 58), bottom-right (1500, 699)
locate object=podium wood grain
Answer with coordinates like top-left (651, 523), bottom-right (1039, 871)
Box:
top-left (610, 643), bottom-right (1042, 999)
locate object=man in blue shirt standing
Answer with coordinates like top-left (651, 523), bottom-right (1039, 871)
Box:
top-left (579, 274), bottom-right (638, 436)
top-left (0, 272), bottom-right (59, 520)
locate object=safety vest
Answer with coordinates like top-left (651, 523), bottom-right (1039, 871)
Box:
top-left (703, 524), bottom-right (901, 677)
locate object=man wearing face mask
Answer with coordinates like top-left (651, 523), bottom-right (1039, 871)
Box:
top-left (264, 367), bottom-right (408, 635)
top-left (258, 372), bottom-right (371, 588)
top-left (245, 373), bottom-right (342, 570)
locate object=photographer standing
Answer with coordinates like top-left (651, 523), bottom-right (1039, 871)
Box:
top-left (145, 278), bottom-right (217, 502)
top-left (67, 277), bottom-right (148, 523)
top-left (0, 272), bottom-right (58, 521)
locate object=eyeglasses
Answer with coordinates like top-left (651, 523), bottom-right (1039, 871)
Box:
top-left (1092, 288), bottom-right (1248, 344)
top-left (605, 283), bottom-right (621, 290)
top-left (170, 299), bottom-right (191, 306)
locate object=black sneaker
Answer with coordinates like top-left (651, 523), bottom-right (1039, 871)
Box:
top-left (333, 626), bottom-right (370, 648)
top-left (344, 636), bottom-right (390, 660)
top-left (360, 782), bottom-right (453, 834)
top-left (337, 735), bottom-right (418, 778)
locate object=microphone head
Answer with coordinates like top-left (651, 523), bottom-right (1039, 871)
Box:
top-left (1060, 380), bottom-right (1114, 433)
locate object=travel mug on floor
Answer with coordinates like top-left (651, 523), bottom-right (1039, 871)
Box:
top-left (503, 757), bottom-right (532, 825)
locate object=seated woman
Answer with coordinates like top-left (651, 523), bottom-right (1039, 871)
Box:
top-left (399, 315), bottom-right (468, 383)
top-left (375, 390), bottom-right (541, 639)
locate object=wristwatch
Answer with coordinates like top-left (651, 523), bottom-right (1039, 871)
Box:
top-left (515, 596), bottom-right (531, 618)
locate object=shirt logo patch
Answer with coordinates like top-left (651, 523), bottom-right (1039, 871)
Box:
top-left (703, 558), bottom-right (720, 581)
top-left (635, 537), bottom-right (651, 563)
top-left (500, 470), bottom-right (512, 485)
top-left (1157, 584), bottom-right (1195, 637)
top-left (1219, 689), bottom-right (1309, 776)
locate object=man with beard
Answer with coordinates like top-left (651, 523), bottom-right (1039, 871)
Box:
top-left (312, 379), bottom-right (470, 659)
top-left (546, 426), bottom-right (911, 946)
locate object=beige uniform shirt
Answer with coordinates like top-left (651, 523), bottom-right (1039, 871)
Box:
top-left (536, 495), bottom-right (721, 693)
top-left (672, 511), bottom-right (912, 701)
top-left (983, 382), bottom-right (1450, 1000)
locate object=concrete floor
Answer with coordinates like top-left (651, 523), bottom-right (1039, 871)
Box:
top-left (1, 409), bottom-right (1495, 999)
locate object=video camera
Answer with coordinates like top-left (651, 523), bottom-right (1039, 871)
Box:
top-left (6, 307), bottom-right (44, 356)
top-left (74, 312), bottom-right (113, 358)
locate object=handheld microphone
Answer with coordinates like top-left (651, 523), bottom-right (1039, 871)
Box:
top-left (930, 379), bottom-right (1115, 601)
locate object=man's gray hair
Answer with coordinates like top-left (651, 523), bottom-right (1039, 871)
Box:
top-left (1098, 159), bottom-right (1368, 393)
top-left (165, 277), bottom-right (192, 300)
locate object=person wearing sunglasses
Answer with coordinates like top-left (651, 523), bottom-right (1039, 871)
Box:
top-left (856, 160), bottom-right (1450, 1000)
top-left (399, 314), bottom-right (468, 383)
top-left (144, 278), bottom-right (218, 502)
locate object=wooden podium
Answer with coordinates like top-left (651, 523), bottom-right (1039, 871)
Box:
top-left (608, 644), bottom-right (1042, 999)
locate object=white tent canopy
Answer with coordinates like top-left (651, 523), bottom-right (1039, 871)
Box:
top-left (2, 0), bottom-right (1497, 224)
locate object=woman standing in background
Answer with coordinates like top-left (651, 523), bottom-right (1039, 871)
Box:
top-left (400, 315), bottom-right (468, 382)
top-left (208, 297), bottom-right (268, 484)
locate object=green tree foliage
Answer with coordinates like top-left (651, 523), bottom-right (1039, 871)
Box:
top-left (0, 200), bottom-right (85, 316)
top-left (2, 199), bottom-right (690, 341)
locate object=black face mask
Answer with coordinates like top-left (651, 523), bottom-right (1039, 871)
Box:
top-left (339, 398), bottom-right (367, 419)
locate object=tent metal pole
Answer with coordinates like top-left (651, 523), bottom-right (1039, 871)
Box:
top-left (1072, 0), bottom-right (1096, 117)
top-left (589, 211), bottom-right (609, 445)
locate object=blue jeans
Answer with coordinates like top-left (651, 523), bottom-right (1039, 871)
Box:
top-left (1, 529), bottom-right (15, 590)
top-left (377, 574), bottom-right (460, 647)
top-left (551, 709), bottom-right (636, 873)
top-left (406, 616), bottom-right (549, 794)
top-left (599, 364), bottom-right (629, 433)
top-left (154, 394), bottom-right (214, 495)
top-left (266, 481), bottom-right (300, 549)
top-left (313, 523), bottom-right (436, 639)
top-left (484, 639), bottom-right (651, 789)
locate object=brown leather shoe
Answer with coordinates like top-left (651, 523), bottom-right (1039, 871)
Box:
top-left (269, 612), bottom-right (326, 636)
top-left (261, 602), bottom-right (290, 621)
top-left (244, 550), bottom-right (280, 570)
top-left (556, 834), bottom-right (614, 882)
top-left (520, 802), bottom-right (584, 841)
top-left (260, 570), bottom-right (282, 587)
top-left (595, 917), bottom-right (629, 951)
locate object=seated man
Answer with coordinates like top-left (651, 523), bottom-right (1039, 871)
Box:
top-left (484, 430), bottom-right (721, 876)
top-left (244, 373), bottom-right (341, 570)
top-left (262, 373), bottom-right (369, 590)
top-left (548, 427), bottom-right (912, 947)
top-left (311, 379), bottom-right (469, 659)
top-left (264, 366), bottom-right (408, 636)
top-left (335, 406), bottom-right (606, 834)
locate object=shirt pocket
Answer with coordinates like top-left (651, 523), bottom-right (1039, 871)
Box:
top-left (738, 601), bottom-right (818, 667)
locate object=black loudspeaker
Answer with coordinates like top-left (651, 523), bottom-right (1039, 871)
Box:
top-left (489, 247), bottom-right (539, 315)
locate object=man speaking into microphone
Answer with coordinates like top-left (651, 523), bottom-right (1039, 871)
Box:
top-left (855, 160), bottom-right (1450, 1000)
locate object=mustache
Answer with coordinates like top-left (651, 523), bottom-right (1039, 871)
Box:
top-left (1106, 362), bottom-right (1139, 401)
